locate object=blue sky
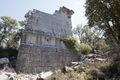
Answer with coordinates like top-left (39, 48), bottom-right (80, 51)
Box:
top-left (0, 0), bottom-right (87, 27)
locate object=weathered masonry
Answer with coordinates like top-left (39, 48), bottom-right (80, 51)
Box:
top-left (17, 7), bottom-right (79, 73)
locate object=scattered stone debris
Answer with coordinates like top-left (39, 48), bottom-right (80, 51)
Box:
top-left (95, 58), bottom-right (106, 61)
top-left (62, 66), bottom-right (74, 73)
top-left (0, 52), bottom-right (107, 80)
top-left (0, 58), bottom-right (9, 64)
top-left (40, 71), bottom-right (53, 79)
top-left (0, 70), bottom-right (53, 80)
top-left (0, 72), bottom-right (9, 80)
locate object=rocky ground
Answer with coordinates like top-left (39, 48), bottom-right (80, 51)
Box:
top-left (0, 50), bottom-right (118, 80)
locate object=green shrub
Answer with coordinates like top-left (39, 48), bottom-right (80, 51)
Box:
top-left (52, 71), bottom-right (95, 80)
top-left (101, 60), bottom-right (120, 79)
top-left (98, 61), bottom-right (111, 72)
top-left (98, 59), bottom-right (120, 79)
top-left (63, 37), bottom-right (77, 50)
top-left (63, 37), bottom-right (92, 54)
top-left (79, 43), bottom-right (92, 54)
top-left (53, 71), bottom-right (86, 80)
top-left (94, 40), bottom-right (109, 50)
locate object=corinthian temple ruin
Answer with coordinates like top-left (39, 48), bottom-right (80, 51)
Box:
top-left (17, 7), bottom-right (79, 73)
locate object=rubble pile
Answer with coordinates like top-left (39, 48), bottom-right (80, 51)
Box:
top-left (0, 53), bottom-right (107, 80)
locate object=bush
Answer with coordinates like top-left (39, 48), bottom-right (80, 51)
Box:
top-left (52, 71), bottom-right (94, 80)
top-left (63, 37), bottom-right (77, 50)
top-left (63, 37), bottom-right (92, 54)
top-left (101, 60), bottom-right (120, 79)
top-left (98, 61), bottom-right (111, 72)
top-left (52, 71), bottom-right (81, 80)
top-left (94, 40), bottom-right (109, 50)
top-left (79, 43), bottom-right (92, 54)
top-left (98, 58), bottom-right (120, 79)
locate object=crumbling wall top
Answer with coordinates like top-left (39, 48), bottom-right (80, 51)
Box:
top-left (24, 6), bottom-right (73, 38)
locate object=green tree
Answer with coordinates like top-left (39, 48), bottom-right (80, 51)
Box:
top-left (73, 25), bottom-right (102, 47)
top-left (0, 16), bottom-right (19, 48)
top-left (85, 0), bottom-right (120, 46)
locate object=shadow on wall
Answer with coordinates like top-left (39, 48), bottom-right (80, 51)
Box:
top-left (0, 48), bottom-right (18, 58)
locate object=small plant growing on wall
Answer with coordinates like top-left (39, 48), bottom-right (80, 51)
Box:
top-left (63, 37), bottom-right (77, 51)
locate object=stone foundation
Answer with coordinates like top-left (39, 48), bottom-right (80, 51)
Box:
top-left (16, 44), bottom-right (79, 73)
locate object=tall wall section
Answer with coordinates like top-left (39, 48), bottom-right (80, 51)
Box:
top-left (16, 7), bottom-right (79, 73)
top-left (17, 44), bottom-right (79, 73)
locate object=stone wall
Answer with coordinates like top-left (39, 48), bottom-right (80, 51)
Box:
top-left (25, 7), bottom-right (74, 37)
top-left (17, 7), bottom-right (79, 73)
top-left (16, 44), bottom-right (79, 73)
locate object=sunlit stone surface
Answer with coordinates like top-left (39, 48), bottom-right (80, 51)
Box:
top-left (17, 7), bottom-right (79, 73)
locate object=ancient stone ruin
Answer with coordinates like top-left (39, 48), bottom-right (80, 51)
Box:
top-left (17, 7), bottom-right (79, 73)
